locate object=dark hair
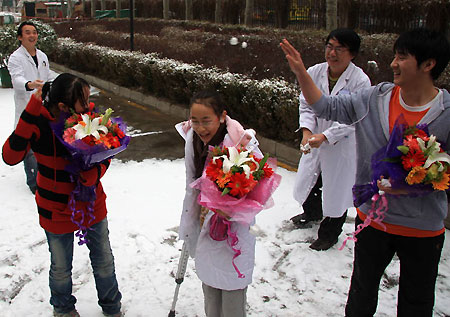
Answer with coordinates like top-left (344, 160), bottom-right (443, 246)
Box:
top-left (326, 28), bottom-right (361, 58)
top-left (393, 28), bottom-right (450, 80)
top-left (42, 73), bottom-right (90, 115)
top-left (189, 90), bottom-right (226, 117)
top-left (17, 21), bottom-right (38, 37)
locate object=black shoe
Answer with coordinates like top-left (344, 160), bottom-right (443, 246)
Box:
top-left (290, 213), bottom-right (320, 229)
top-left (309, 238), bottom-right (338, 251)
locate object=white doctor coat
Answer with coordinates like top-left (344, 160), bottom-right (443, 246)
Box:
top-left (293, 61), bottom-right (371, 217)
top-left (8, 45), bottom-right (56, 127)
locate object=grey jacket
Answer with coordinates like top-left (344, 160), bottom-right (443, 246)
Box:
top-left (311, 82), bottom-right (450, 231)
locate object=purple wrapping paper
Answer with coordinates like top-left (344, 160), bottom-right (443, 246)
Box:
top-left (50, 110), bottom-right (131, 201)
top-left (352, 115), bottom-right (437, 207)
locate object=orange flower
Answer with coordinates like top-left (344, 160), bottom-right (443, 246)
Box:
top-left (216, 171), bottom-right (231, 188)
top-left (406, 166), bottom-right (427, 185)
top-left (431, 173), bottom-right (450, 191)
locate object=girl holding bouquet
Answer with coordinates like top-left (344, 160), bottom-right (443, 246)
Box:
top-left (175, 90), bottom-right (262, 317)
top-left (2, 73), bottom-right (122, 317)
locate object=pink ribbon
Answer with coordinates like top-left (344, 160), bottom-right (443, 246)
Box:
top-left (339, 193), bottom-right (388, 250)
top-left (223, 218), bottom-right (245, 279)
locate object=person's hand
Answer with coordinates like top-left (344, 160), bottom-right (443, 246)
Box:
top-left (280, 39), bottom-right (307, 77)
top-left (377, 176), bottom-right (408, 196)
top-left (308, 134), bottom-right (327, 148)
top-left (33, 87), bottom-right (42, 100)
top-left (79, 167), bottom-right (99, 187)
top-left (28, 80), bottom-right (44, 90)
top-left (300, 129), bottom-right (312, 154)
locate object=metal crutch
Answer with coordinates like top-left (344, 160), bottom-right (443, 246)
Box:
top-left (168, 241), bottom-right (190, 317)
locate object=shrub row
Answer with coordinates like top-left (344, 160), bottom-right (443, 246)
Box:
top-left (50, 38), bottom-right (300, 146)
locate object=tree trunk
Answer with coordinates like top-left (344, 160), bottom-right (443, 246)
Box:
top-left (326, 0), bottom-right (338, 31)
top-left (163, 0), bottom-right (170, 19)
top-left (244, 0), bottom-right (254, 27)
top-left (215, 0), bottom-right (222, 24)
top-left (275, 0), bottom-right (289, 29)
top-left (67, 0), bottom-right (73, 17)
top-left (116, 0), bottom-right (121, 18)
top-left (91, 0), bottom-right (96, 18)
top-left (100, 0), bottom-right (106, 11)
top-left (185, 0), bottom-right (193, 20)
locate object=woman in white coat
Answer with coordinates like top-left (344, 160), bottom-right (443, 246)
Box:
top-left (291, 29), bottom-right (371, 251)
top-left (176, 90), bottom-right (261, 317)
top-left (7, 21), bottom-right (56, 194)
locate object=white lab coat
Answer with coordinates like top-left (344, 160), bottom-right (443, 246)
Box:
top-left (175, 119), bottom-right (260, 291)
top-left (293, 62), bottom-right (371, 217)
top-left (8, 45), bottom-right (56, 127)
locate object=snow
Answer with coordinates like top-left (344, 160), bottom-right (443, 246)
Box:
top-left (0, 87), bottom-right (449, 316)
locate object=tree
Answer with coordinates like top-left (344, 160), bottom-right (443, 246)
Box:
top-left (326, 0), bottom-right (337, 31)
top-left (244, 0), bottom-right (254, 27)
top-left (215, 0), bottom-right (223, 24)
top-left (91, 0), bottom-right (96, 18)
top-left (185, 0), bottom-right (193, 20)
top-left (163, 0), bottom-right (170, 19)
top-left (275, 0), bottom-right (290, 29)
top-left (116, 0), bottom-right (121, 18)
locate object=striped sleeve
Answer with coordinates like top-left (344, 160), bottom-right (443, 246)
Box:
top-left (2, 94), bottom-right (42, 165)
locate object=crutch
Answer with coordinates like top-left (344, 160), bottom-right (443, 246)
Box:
top-left (168, 241), bottom-right (190, 317)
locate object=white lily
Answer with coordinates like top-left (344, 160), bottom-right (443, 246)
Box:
top-left (73, 114), bottom-right (108, 140)
top-left (416, 135), bottom-right (450, 168)
top-left (213, 147), bottom-right (259, 178)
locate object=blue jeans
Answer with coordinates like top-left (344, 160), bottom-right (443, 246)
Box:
top-left (45, 218), bottom-right (122, 314)
top-left (24, 150), bottom-right (37, 190)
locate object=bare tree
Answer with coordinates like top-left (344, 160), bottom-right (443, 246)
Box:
top-left (116, 0), bottom-right (121, 18)
top-left (90, 0), bottom-right (96, 18)
top-left (100, 0), bottom-right (106, 11)
top-left (244, 0), bottom-right (254, 27)
top-left (215, 0), bottom-right (223, 24)
top-left (185, 0), bottom-right (193, 20)
top-left (275, 0), bottom-right (290, 29)
top-left (326, 0), bottom-right (337, 31)
top-left (163, 0), bottom-right (170, 19)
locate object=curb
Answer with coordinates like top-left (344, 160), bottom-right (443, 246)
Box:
top-left (51, 63), bottom-right (301, 169)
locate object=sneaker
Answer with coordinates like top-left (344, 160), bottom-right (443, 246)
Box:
top-left (309, 238), bottom-right (338, 251)
top-left (53, 309), bottom-right (80, 317)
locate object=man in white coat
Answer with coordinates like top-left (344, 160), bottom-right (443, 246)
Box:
top-left (8, 21), bottom-right (56, 194)
top-left (291, 29), bottom-right (371, 250)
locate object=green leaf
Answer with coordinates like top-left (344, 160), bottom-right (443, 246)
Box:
top-left (397, 145), bottom-right (409, 155)
top-left (221, 187), bottom-right (230, 196)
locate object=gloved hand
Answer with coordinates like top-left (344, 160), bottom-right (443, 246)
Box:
top-left (79, 166), bottom-right (100, 187)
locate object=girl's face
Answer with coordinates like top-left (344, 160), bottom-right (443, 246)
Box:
top-left (190, 102), bottom-right (226, 144)
top-left (73, 86), bottom-right (91, 114)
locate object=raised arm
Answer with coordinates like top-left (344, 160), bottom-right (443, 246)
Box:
top-left (280, 39), bottom-right (323, 105)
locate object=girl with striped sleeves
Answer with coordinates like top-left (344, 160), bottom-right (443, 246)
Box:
top-left (2, 73), bottom-right (122, 317)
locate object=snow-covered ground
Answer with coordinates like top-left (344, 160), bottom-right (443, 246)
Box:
top-left (0, 87), bottom-right (449, 316)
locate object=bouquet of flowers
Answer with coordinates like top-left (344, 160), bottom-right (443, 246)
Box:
top-left (191, 145), bottom-right (281, 277)
top-left (50, 105), bottom-right (130, 244)
top-left (341, 115), bottom-right (450, 249)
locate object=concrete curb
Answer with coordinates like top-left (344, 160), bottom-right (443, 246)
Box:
top-left (51, 63), bottom-right (301, 168)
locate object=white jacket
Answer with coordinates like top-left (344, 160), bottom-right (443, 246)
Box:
top-left (293, 62), bottom-right (371, 217)
top-left (8, 45), bottom-right (56, 127)
top-left (175, 117), bottom-right (260, 290)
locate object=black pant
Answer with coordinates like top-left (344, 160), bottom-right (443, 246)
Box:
top-left (345, 216), bottom-right (445, 317)
top-left (317, 211), bottom-right (347, 242)
top-left (302, 174), bottom-right (323, 221)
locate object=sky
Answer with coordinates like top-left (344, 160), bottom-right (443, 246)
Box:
top-left (0, 87), bottom-right (449, 317)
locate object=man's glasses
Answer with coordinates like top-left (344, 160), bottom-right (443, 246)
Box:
top-left (325, 44), bottom-right (348, 54)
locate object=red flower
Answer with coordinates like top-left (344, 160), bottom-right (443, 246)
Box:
top-left (227, 173), bottom-right (257, 198)
top-left (206, 159), bottom-right (223, 180)
top-left (401, 150), bottom-right (426, 170)
top-left (415, 129), bottom-right (429, 141)
top-left (403, 135), bottom-right (420, 152)
top-left (263, 165), bottom-right (274, 178)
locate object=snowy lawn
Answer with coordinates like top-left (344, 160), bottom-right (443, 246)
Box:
top-left (0, 87), bottom-right (449, 316)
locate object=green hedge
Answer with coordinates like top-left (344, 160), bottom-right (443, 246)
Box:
top-left (50, 38), bottom-right (300, 146)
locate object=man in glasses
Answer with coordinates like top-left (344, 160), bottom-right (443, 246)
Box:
top-left (290, 28), bottom-right (370, 251)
